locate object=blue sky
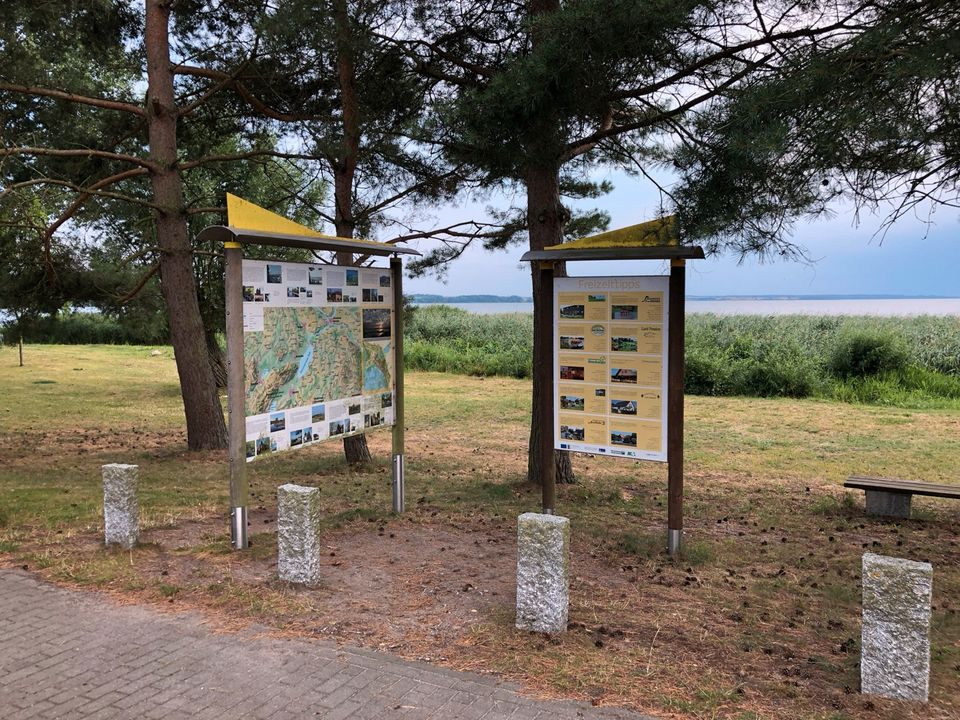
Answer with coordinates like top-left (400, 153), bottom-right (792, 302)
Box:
top-left (403, 171), bottom-right (960, 298)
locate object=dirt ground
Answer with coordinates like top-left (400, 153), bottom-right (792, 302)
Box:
top-left (142, 511), bottom-right (521, 655)
top-left (12, 495), bottom-right (956, 720)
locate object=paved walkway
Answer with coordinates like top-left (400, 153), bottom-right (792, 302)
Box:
top-left (0, 570), bottom-right (649, 719)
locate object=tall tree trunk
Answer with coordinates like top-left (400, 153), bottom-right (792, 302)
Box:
top-left (145, 0), bottom-right (227, 450)
top-left (334, 0), bottom-right (371, 464)
top-left (526, 164), bottom-right (576, 485)
top-left (525, 0), bottom-right (574, 486)
top-left (206, 327), bottom-right (228, 389)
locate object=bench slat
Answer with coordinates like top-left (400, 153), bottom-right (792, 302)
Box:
top-left (844, 475), bottom-right (960, 500)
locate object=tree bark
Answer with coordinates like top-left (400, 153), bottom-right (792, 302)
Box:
top-left (524, 0), bottom-right (575, 486)
top-left (206, 328), bottom-right (228, 389)
top-left (145, 0), bottom-right (227, 450)
top-left (526, 164), bottom-right (576, 485)
top-left (334, 0), bottom-right (372, 465)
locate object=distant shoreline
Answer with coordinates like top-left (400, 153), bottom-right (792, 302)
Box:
top-left (412, 293), bottom-right (959, 303)
top-left (411, 294), bottom-right (532, 303)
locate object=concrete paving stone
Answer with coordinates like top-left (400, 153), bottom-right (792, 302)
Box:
top-left (319, 683), bottom-right (362, 709)
top-left (505, 706), bottom-right (541, 719)
top-left (344, 669), bottom-right (378, 691)
top-left (317, 671), bottom-right (353, 694)
top-left (83, 676), bottom-right (132, 701)
top-left (192, 706), bottom-right (227, 720)
top-left (0, 569), bottom-right (654, 720)
top-left (401, 688), bottom-right (447, 707)
top-left (7, 702), bottom-right (55, 720)
top-left (324, 699), bottom-right (362, 720)
top-left (81, 691), bottom-right (127, 716)
top-left (114, 686), bottom-right (162, 710)
top-left (86, 707), bottom-right (124, 720)
top-left (487, 699), bottom-right (524, 716)
top-left (45, 694), bottom-right (93, 717)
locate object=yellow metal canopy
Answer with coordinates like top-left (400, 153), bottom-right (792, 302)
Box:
top-left (226, 193), bottom-right (325, 238)
top-left (520, 215), bottom-right (702, 262)
top-left (195, 194), bottom-right (420, 256)
top-left (545, 215), bottom-right (678, 251)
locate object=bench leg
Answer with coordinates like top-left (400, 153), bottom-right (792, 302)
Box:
top-left (864, 490), bottom-right (912, 519)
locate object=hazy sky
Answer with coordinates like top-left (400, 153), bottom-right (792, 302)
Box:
top-left (402, 170), bottom-right (960, 298)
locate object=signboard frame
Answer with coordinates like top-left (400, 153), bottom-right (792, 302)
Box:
top-left (521, 222), bottom-right (703, 556)
top-left (200, 194), bottom-right (420, 550)
top-left (552, 275), bottom-right (669, 462)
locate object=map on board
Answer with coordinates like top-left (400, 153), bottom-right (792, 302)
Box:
top-left (241, 259), bottom-right (395, 462)
top-left (244, 307), bottom-right (391, 415)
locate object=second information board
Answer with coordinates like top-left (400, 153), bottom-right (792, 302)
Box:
top-left (553, 275), bottom-right (669, 462)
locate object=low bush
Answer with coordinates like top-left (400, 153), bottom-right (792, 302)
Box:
top-left (4, 310), bottom-right (167, 346)
top-left (828, 331), bottom-right (909, 378)
top-left (684, 347), bottom-right (733, 395)
top-left (404, 307), bottom-right (959, 406)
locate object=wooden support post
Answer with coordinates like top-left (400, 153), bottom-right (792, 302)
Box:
top-left (538, 261), bottom-right (556, 513)
top-left (667, 259), bottom-right (686, 555)
top-left (224, 242), bottom-right (248, 549)
top-left (390, 256), bottom-right (406, 513)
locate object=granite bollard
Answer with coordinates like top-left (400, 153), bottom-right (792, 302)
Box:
top-left (516, 512), bottom-right (570, 634)
top-left (277, 484), bottom-right (322, 585)
top-left (861, 552), bottom-right (932, 702)
top-left (102, 463), bottom-right (139, 549)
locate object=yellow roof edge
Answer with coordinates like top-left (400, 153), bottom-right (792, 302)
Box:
top-left (544, 215), bottom-right (679, 251)
top-left (225, 193), bottom-right (395, 249)
top-left (226, 226), bottom-right (404, 251)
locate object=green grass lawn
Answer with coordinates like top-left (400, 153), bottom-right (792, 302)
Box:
top-left (1, 344), bottom-right (957, 720)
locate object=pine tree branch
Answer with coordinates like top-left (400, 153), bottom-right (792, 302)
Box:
top-left (565, 54), bottom-right (772, 156)
top-left (388, 219), bottom-right (519, 244)
top-left (21, 179), bottom-right (162, 209)
top-left (0, 82), bottom-right (146, 116)
top-left (177, 60), bottom-right (252, 117)
top-left (375, 32), bottom-right (494, 84)
top-left (186, 206), bottom-right (225, 215)
top-left (0, 178), bottom-right (55, 197)
top-left (605, 11), bottom-right (871, 103)
top-left (117, 263), bottom-right (161, 304)
top-left (34, 167), bottom-right (155, 278)
top-left (360, 167), bottom-right (465, 217)
top-left (558, 105), bottom-right (614, 163)
top-left (179, 150), bottom-right (321, 170)
top-left (172, 64), bottom-right (321, 122)
top-left (0, 147), bottom-right (158, 171)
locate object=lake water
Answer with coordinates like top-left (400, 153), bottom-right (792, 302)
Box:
top-left (416, 298), bottom-right (960, 317)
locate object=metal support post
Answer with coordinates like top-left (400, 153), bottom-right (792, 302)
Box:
top-left (224, 242), bottom-right (248, 550)
top-left (390, 255), bottom-right (406, 514)
top-left (667, 259), bottom-right (686, 556)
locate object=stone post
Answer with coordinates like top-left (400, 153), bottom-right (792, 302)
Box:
top-left (516, 512), bottom-right (570, 634)
top-left (861, 552), bottom-right (932, 702)
top-left (277, 484), bottom-right (322, 585)
top-left (102, 463), bottom-right (139, 549)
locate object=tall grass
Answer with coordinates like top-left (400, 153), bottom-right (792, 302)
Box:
top-left (405, 306), bottom-right (960, 406)
top-left (11, 302), bottom-right (957, 406)
top-left (686, 314), bottom-right (960, 377)
top-left (405, 305), bottom-right (533, 378)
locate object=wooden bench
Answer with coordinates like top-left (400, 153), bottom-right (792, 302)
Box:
top-left (844, 475), bottom-right (960, 519)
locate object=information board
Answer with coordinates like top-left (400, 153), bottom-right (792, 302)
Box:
top-left (241, 259), bottom-right (395, 461)
top-left (553, 276), bottom-right (669, 461)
